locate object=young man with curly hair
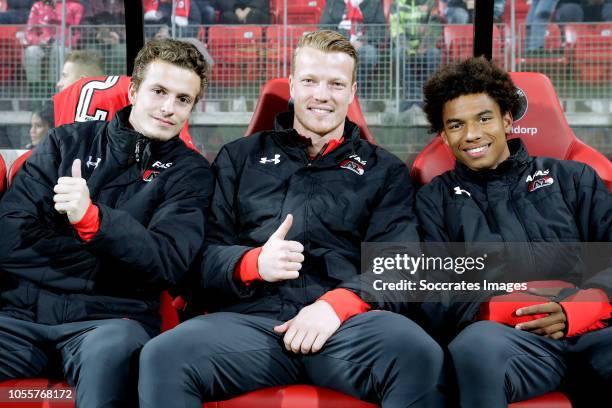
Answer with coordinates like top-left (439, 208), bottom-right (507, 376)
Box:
top-left (0, 38), bottom-right (213, 407)
top-left (416, 56), bottom-right (612, 407)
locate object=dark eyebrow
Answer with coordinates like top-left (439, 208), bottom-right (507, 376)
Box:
top-left (152, 84), bottom-right (195, 100)
top-left (445, 118), bottom-right (462, 125)
top-left (445, 109), bottom-right (494, 125)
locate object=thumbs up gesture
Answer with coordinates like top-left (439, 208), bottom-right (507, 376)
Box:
top-left (258, 214), bottom-right (305, 282)
top-left (53, 159), bottom-right (91, 224)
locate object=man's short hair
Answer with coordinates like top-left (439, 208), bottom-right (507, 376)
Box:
top-left (64, 50), bottom-right (104, 77)
top-left (423, 57), bottom-right (521, 134)
top-left (131, 38), bottom-right (209, 103)
top-left (292, 30), bottom-right (358, 83)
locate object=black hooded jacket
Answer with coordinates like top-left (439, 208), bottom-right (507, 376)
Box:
top-left (416, 139), bottom-right (612, 337)
top-left (0, 107), bottom-right (213, 333)
top-left (199, 112), bottom-right (420, 321)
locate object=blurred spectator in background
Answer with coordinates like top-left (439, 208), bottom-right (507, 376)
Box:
top-left (525, 0), bottom-right (559, 52)
top-left (56, 50), bottom-right (104, 91)
top-left (320, 0), bottom-right (385, 96)
top-left (390, 0), bottom-right (442, 112)
top-left (440, 0), bottom-right (470, 23)
top-left (0, 0), bottom-right (36, 24)
top-left (145, 0), bottom-right (219, 27)
top-left (218, 0), bottom-right (269, 24)
top-left (190, 0), bottom-right (218, 25)
top-left (83, 0), bottom-right (124, 23)
top-left (494, 0), bottom-right (506, 22)
top-left (555, 0), bottom-right (612, 22)
top-left (27, 102), bottom-right (53, 148)
top-left (23, 0), bottom-right (84, 93)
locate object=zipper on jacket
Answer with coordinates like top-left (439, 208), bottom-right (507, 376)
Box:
top-left (307, 142), bottom-right (329, 167)
top-left (302, 176), bottom-right (316, 302)
top-left (507, 190), bottom-right (536, 276)
top-left (134, 138), bottom-right (145, 163)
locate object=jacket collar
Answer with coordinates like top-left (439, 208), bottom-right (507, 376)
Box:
top-left (454, 138), bottom-right (531, 182)
top-left (110, 106), bottom-right (183, 167)
top-left (270, 111), bottom-right (363, 166)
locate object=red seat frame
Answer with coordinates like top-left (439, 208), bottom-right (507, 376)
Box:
top-left (0, 152), bottom-right (6, 195)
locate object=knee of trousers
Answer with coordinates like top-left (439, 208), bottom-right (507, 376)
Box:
top-left (139, 319), bottom-right (220, 381)
top-left (139, 329), bottom-right (188, 376)
top-left (448, 321), bottom-right (510, 371)
top-left (79, 320), bottom-right (149, 367)
top-left (369, 313), bottom-right (444, 382)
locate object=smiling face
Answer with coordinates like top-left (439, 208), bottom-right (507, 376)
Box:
top-left (128, 59), bottom-right (200, 141)
top-left (441, 93), bottom-right (513, 171)
top-left (290, 46), bottom-right (356, 141)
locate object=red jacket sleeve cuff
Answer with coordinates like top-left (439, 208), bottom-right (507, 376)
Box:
top-left (233, 247), bottom-right (263, 286)
top-left (319, 288), bottom-right (371, 324)
top-left (70, 202), bottom-right (100, 242)
top-left (477, 292), bottom-right (549, 326)
top-left (560, 289), bottom-right (612, 337)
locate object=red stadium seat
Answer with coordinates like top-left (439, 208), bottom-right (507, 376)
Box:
top-left (0, 153), bottom-right (6, 195)
top-left (203, 385), bottom-right (377, 408)
top-left (270, 0), bottom-right (325, 24)
top-left (564, 23), bottom-right (612, 85)
top-left (443, 24), bottom-right (504, 63)
top-left (517, 23), bottom-right (568, 67)
top-left (410, 71), bottom-right (612, 189)
top-left (265, 25), bottom-right (317, 80)
top-left (509, 391), bottom-right (572, 407)
top-left (245, 77), bottom-right (376, 144)
top-left (7, 150), bottom-right (32, 187)
top-left (207, 25), bottom-right (264, 87)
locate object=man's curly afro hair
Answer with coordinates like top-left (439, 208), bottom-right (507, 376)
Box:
top-left (423, 57), bottom-right (520, 134)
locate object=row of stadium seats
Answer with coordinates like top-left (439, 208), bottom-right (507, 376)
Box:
top-left (0, 72), bottom-right (611, 407)
top-left (442, 23), bottom-right (612, 85)
top-left (205, 22), bottom-right (612, 86)
top-left (0, 21), bottom-right (611, 89)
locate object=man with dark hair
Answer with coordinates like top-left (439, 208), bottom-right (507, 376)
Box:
top-left (139, 30), bottom-right (444, 408)
top-left (417, 56), bottom-right (612, 407)
top-left (0, 38), bottom-right (213, 408)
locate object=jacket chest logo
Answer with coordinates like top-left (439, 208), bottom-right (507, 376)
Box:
top-left (260, 154), bottom-right (280, 165)
top-left (152, 161), bottom-right (173, 169)
top-left (340, 154), bottom-right (367, 176)
top-left (142, 170), bottom-right (159, 182)
top-left (142, 161), bottom-right (173, 182)
top-left (453, 186), bottom-right (471, 197)
top-left (526, 169), bottom-right (554, 192)
top-left (86, 156), bottom-right (101, 169)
